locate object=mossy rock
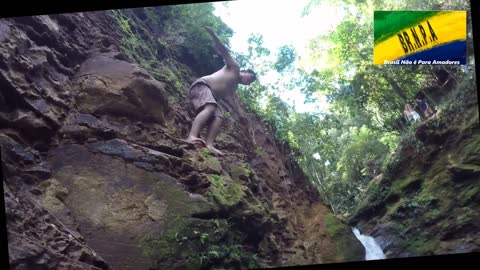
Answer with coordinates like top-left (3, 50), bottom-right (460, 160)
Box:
top-left (384, 199), bottom-right (403, 216)
top-left (351, 181), bottom-right (390, 223)
top-left (455, 207), bottom-right (477, 226)
top-left (207, 174), bottom-right (247, 208)
top-left (413, 189), bottom-right (439, 208)
top-left (390, 173), bottom-right (423, 195)
top-left (228, 161), bottom-right (252, 182)
top-left (324, 213), bottom-right (365, 262)
top-left (196, 150), bottom-right (222, 174)
top-left (458, 134), bottom-right (480, 164)
top-left (204, 156), bottom-right (222, 173)
top-left (432, 207), bottom-right (478, 241)
top-left (140, 218), bottom-right (258, 269)
top-left (448, 163), bottom-right (480, 182)
top-left (405, 236), bottom-right (440, 256)
top-left (216, 133), bottom-right (239, 149)
top-left (423, 208), bottom-right (444, 225)
top-left (458, 184), bottom-right (480, 206)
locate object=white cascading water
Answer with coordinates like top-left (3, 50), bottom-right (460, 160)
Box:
top-left (352, 227), bottom-right (386, 260)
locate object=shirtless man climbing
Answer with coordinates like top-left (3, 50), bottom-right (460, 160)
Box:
top-left (185, 27), bottom-right (257, 156)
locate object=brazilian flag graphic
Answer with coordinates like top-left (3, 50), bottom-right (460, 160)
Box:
top-left (374, 11), bottom-right (466, 65)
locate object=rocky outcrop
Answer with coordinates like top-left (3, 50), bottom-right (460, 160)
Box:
top-left (1, 10), bottom-right (363, 270)
top-left (2, 136), bottom-right (108, 269)
top-left (350, 82), bottom-right (480, 258)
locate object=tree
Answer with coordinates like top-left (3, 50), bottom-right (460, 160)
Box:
top-left (274, 45), bottom-right (296, 73)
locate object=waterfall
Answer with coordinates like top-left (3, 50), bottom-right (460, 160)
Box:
top-left (352, 227), bottom-right (386, 260)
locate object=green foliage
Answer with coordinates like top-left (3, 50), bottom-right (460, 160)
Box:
top-left (148, 3), bottom-right (233, 74)
top-left (365, 182), bottom-right (384, 203)
top-left (263, 95), bottom-right (292, 140)
top-left (235, 33), bottom-right (271, 113)
top-left (139, 216), bottom-right (190, 259)
top-left (353, 180), bottom-right (390, 215)
top-left (231, 0), bottom-right (469, 215)
top-left (248, 34), bottom-right (271, 57)
top-left (110, 9), bottom-right (194, 99)
top-left (207, 174), bottom-right (247, 207)
top-left (301, 0), bottom-right (472, 133)
top-left (415, 192), bottom-right (437, 208)
top-left (459, 184), bottom-right (480, 206)
top-left (391, 199), bottom-right (423, 219)
top-left (223, 2), bottom-right (443, 214)
top-left (200, 148), bottom-right (210, 158)
top-left (140, 218), bottom-right (258, 269)
top-left (337, 126), bottom-right (395, 182)
top-left (432, 73), bottom-right (478, 125)
top-left (274, 45), bottom-right (296, 73)
top-left (325, 213), bottom-right (343, 237)
top-left (237, 80), bottom-right (267, 113)
top-left (380, 123), bottom-right (424, 179)
top-left (424, 208), bottom-right (443, 224)
top-left (112, 3), bottom-right (233, 78)
top-left (200, 153), bottom-right (223, 173)
top-left (111, 10), bottom-right (157, 67)
top-left (324, 212), bottom-right (364, 260)
top-left (390, 189), bottom-right (439, 220)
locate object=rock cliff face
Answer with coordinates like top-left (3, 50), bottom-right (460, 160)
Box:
top-left (350, 78), bottom-right (480, 258)
top-left (1, 10), bottom-right (363, 270)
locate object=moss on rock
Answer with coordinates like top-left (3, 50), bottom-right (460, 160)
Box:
top-left (203, 155), bottom-right (222, 174)
top-left (207, 174), bottom-right (247, 208)
top-left (228, 161), bottom-right (252, 182)
top-left (139, 218), bottom-right (259, 269)
top-left (324, 213), bottom-right (365, 262)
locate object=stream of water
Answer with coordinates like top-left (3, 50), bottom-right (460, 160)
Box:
top-left (352, 227), bottom-right (386, 260)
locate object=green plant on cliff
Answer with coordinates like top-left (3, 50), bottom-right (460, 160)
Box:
top-left (207, 174), bottom-right (247, 207)
top-left (432, 74), bottom-right (478, 127)
top-left (111, 10), bottom-right (157, 68)
top-left (199, 148), bottom-right (210, 158)
top-left (353, 180), bottom-right (390, 217)
top-left (122, 4), bottom-right (233, 75)
top-left (381, 124), bottom-right (424, 181)
top-left (140, 218), bottom-right (258, 269)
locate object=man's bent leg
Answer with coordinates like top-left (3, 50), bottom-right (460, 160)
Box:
top-left (186, 104), bottom-right (216, 145)
top-left (205, 115), bottom-right (224, 156)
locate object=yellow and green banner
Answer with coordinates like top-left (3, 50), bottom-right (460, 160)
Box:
top-left (374, 11), bottom-right (466, 65)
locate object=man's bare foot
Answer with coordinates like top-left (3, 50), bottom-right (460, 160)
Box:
top-left (185, 136), bottom-right (207, 146)
top-left (206, 144), bottom-right (224, 156)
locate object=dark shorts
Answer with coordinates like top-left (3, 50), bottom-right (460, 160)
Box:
top-left (189, 80), bottom-right (225, 119)
top-left (419, 100), bottom-right (427, 111)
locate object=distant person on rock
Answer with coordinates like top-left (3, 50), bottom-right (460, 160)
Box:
top-left (415, 97), bottom-right (434, 119)
top-left (184, 26), bottom-right (257, 156)
top-left (403, 103), bottom-right (421, 123)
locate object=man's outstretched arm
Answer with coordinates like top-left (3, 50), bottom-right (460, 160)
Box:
top-left (205, 26), bottom-right (240, 71)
